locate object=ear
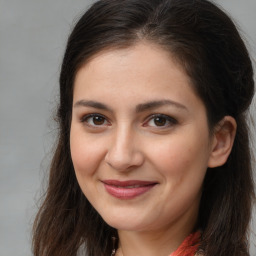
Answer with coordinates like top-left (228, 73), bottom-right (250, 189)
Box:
top-left (208, 116), bottom-right (237, 168)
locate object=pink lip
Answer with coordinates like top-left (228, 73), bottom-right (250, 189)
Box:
top-left (102, 180), bottom-right (158, 199)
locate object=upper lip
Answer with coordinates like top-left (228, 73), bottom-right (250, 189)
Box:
top-left (102, 180), bottom-right (158, 187)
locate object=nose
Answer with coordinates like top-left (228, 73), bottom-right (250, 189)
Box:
top-left (104, 126), bottom-right (144, 171)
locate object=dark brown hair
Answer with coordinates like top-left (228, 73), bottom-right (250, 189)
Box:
top-left (33, 0), bottom-right (255, 255)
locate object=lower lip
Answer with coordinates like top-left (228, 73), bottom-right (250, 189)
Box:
top-left (103, 183), bottom-right (156, 199)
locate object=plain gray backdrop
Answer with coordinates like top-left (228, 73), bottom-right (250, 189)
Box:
top-left (0, 0), bottom-right (255, 255)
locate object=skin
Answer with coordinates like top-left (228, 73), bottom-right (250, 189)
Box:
top-left (70, 42), bottom-right (236, 256)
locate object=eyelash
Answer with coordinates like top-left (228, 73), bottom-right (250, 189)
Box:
top-left (143, 114), bottom-right (178, 128)
top-left (80, 113), bottom-right (110, 128)
top-left (80, 113), bottom-right (178, 129)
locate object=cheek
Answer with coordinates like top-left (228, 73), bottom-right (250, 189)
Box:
top-left (70, 130), bottom-right (108, 203)
top-left (70, 127), bottom-right (105, 177)
top-left (148, 131), bottom-right (210, 180)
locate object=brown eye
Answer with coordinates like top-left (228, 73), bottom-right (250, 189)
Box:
top-left (153, 116), bottom-right (167, 126)
top-left (145, 114), bottom-right (177, 128)
top-left (92, 116), bottom-right (105, 125)
top-left (81, 114), bottom-right (109, 127)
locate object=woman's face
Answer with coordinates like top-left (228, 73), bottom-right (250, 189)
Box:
top-left (70, 42), bottom-right (214, 233)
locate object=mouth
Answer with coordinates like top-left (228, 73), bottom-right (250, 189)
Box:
top-left (102, 180), bottom-right (158, 199)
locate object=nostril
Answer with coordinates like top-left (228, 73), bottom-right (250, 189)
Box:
top-left (104, 149), bottom-right (144, 171)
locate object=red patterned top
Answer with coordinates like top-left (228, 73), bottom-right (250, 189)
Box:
top-left (170, 231), bottom-right (201, 256)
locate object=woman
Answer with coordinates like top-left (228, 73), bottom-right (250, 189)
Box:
top-left (32, 0), bottom-right (255, 255)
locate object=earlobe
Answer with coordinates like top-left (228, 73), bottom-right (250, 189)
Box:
top-left (208, 116), bottom-right (237, 168)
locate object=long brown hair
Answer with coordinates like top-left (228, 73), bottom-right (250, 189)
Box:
top-left (32, 0), bottom-right (255, 255)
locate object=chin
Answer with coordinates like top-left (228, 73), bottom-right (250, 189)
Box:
top-left (101, 213), bottom-right (155, 232)
top-left (100, 212), bottom-right (139, 230)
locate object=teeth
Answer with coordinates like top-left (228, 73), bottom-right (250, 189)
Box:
top-left (116, 185), bottom-right (141, 188)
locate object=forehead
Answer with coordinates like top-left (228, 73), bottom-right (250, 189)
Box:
top-left (73, 42), bottom-right (205, 113)
top-left (74, 42), bottom-right (190, 88)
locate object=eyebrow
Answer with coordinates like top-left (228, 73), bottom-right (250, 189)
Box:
top-left (135, 100), bottom-right (188, 112)
top-left (73, 99), bottom-right (188, 112)
top-left (74, 100), bottom-right (113, 112)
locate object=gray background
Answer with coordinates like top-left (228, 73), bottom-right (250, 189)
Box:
top-left (0, 0), bottom-right (255, 255)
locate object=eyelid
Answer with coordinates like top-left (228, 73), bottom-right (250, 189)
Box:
top-left (143, 114), bottom-right (178, 128)
top-left (79, 113), bottom-right (177, 129)
top-left (80, 113), bottom-right (111, 127)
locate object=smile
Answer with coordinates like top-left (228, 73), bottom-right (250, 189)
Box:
top-left (102, 180), bottom-right (158, 199)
